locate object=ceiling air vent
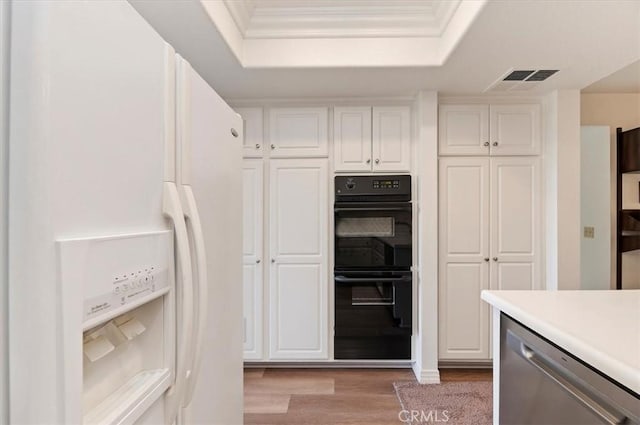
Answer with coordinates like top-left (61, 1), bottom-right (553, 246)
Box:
top-left (485, 69), bottom-right (559, 92)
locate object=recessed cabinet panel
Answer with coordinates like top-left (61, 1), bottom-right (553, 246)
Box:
top-left (243, 263), bottom-right (262, 359)
top-left (372, 106), bottom-right (411, 172)
top-left (236, 107), bottom-right (264, 158)
top-left (269, 107), bottom-right (328, 157)
top-left (333, 107), bottom-right (372, 172)
top-left (439, 263), bottom-right (489, 358)
top-left (494, 263), bottom-right (534, 291)
top-left (270, 161), bottom-right (326, 257)
top-left (490, 157), bottom-right (540, 291)
top-left (440, 158), bottom-right (490, 260)
top-left (269, 263), bottom-right (327, 359)
top-left (489, 104), bottom-right (541, 156)
top-left (242, 161), bottom-right (263, 258)
top-left (439, 105), bottom-right (489, 155)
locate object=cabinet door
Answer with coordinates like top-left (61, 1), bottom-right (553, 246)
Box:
top-left (372, 106), bottom-right (411, 172)
top-left (333, 106), bottom-right (372, 172)
top-left (235, 107), bottom-right (264, 158)
top-left (269, 159), bottom-right (328, 359)
top-left (490, 157), bottom-right (541, 291)
top-left (269, 107), bottom-right (328, 158)
top-left (242, 160), bottom-right (264, 359)
top-left (439, 104), bottom-right (490, 156)
top-left (489, 104), bottom-right (541, 156)
top-left (439, 157), bottom-right (491, 360)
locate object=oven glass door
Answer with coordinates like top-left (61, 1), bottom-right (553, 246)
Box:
top-left (334, 203), bottom-right (412, 270)
top-left (334, 271), bottom-right (412, 359)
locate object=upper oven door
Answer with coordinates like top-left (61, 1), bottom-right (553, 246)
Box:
top-left (334, 202), bottom-right (412, 270)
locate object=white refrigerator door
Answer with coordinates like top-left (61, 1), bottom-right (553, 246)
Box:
top-left (8, 1), bottom-right (174, 423)
top-left (176, 57), bottom-right (244, 425)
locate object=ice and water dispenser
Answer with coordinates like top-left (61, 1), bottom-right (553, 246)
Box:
top-left (57, 231), bottom-right (175, 424)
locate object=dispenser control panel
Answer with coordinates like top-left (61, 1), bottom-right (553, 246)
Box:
top-left (58, 230), bottom-right (173, 330)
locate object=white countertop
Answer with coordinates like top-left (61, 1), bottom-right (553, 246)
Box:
top-left (481, 290), bottom-right (640, 395)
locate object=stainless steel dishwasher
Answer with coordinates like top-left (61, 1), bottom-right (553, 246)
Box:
top-left (500, 314), bottom-right (639, 425)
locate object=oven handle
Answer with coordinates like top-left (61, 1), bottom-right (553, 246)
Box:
top-left (335, 275), bottom-right (411, 283)
top-left (334, 207), bottom-right (411, 212)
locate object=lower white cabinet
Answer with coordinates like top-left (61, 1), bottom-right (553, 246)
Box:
top-left (268, 159), bottom-right (328, 359)
top-left (438, 156), bottom-right (541, 360)
top-left (242, 160), bottom-right (264, 359)
top-left (242, 157), bottom-right (329, 361)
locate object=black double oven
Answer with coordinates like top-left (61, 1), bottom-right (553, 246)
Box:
top-left (334, 175), bottom-right (412, 360)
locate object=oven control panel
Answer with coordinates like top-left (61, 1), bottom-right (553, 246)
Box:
top-left (335, 175), bottom-right (411, 201)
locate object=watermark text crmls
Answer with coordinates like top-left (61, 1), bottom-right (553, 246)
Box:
top-left (398, 409), bottom-right (450, 423)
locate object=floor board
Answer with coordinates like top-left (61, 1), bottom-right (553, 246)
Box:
top-left (244, 368), bottom-right (491, 424)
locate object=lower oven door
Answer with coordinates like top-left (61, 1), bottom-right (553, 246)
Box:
top-left (334, 271), bottom-right (412, 360)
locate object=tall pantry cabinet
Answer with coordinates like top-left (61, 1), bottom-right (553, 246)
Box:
top-left (236, 106), bottom-right (329, 361)
top-left (438, 103), bottom-right (542, 361)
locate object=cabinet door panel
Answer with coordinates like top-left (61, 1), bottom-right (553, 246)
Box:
top-left (439, 263), bottom-right (489, 358)
top-left (269, 107), bottom-right (328, 157)
top-left (440, 157), bottom-right (490, 262)
top-left (333, 107), bottom-right (372, 172)
top-left (243, 263), bottom-right (262, 358)
top-left (236, 107), bottom-right (264, 158)
top-left (372, 106), bottom-right (411, 172)
top-left (270, 160), bottom-right (327, 259)
top-left (490, 157), bottom-right (541, 291)
top-left (269, 263), bottom-right (327, 359)
top-left (489, 104), bottom-right (541, 155)
top-left (439, 105), bottom-right (489, 156)
top-left (242, 160), bottom-right (264, 359)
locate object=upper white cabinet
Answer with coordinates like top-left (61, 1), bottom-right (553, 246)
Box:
top-left (269, 107), bottom-right (328, 157)
top-left (268, 159), bottom-right (328, 359)
top-left (334, 106), bottom-right (411, 172)
top-left (236, 107), bottom-right (264, 158)
top-left (439, 104), bottom-right (541, 156)
top-left (438, 156), bottom-right (541, 361)
top-left (333, 107), bottom-right (373, 172)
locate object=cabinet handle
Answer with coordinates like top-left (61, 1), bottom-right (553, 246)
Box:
top-left (492, 141), bottom-right (498, 147)
top-left (255, 144), bottom-right (260, 149)
top-left (493, 257), bottom-right (498, 262)
top-left (256, 259), bottom-right (261, 264)
top-left (375, 159), bottom-right (380, 164)
top-left (270, 144), bottom-right (275, 149)
top-left (484, 258), bottom-right (490, 262)
top-left (366, 159), bottom-right (371, 164)
top-left (271, 259), bottom-right (275, 263)
top-left (483, 142), bottom-right (490, 147)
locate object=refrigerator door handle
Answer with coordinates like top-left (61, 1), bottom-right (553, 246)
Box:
top-left (180, 185), bottom-right (208, 407)
top-left (162, 182), bottom-right (194, 424)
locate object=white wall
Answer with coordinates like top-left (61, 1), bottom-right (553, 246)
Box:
top-left (545, 90), bottom-right (582, 290)
top-left (0, 1), bottom-right (9, 422)
top-left (413, 91), bottom-right (440, 383)
top-left (581, 93), bottom-right (640, 288)
top-left (580, 126), bottom-right (611, 290)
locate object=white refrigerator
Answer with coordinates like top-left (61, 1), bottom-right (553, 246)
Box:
top-left (3, 1), bottom-right (243, 424)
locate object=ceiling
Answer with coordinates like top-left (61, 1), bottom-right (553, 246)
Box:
top-left (582, 60), bottom-right (640, 93)
top-left (130, 0), bottom-right (640, 100)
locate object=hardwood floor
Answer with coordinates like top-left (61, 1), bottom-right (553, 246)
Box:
top-left (244, 368), bottom-right (492, 425)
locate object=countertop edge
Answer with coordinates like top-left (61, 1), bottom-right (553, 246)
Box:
top-left (481, 290), bottom-right (640, 395)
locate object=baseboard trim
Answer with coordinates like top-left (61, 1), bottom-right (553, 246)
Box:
top-left (411, 363), bottom-right (441, 384)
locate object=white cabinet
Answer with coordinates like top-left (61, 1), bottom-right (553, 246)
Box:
top-left (242, 160), bottom-right (264, 359)
top-left (438, 156), bottom-right (541, 360)
top-left (439, 104), bottom-right (541, 156)
top-left (269, 107), bottom-right (328, 157)
top-left (268, 159), bottom-right (328, 359)
top-left (236, 107), bottom-right (264, 158)
top-left (333, 106), bottom-right (411, 172)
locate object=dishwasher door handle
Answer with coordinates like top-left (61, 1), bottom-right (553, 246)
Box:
top-left (506, 330), bottom-right (627, 425)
